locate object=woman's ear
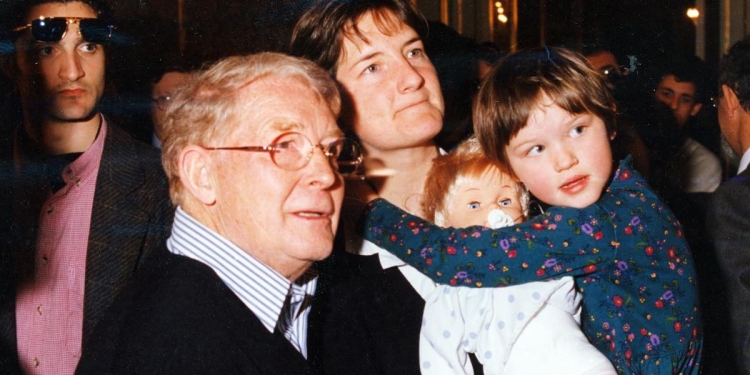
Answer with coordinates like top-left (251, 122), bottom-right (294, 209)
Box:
top-left (179, 145), bottom-right (217, 206)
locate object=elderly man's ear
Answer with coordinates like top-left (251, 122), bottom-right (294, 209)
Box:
top-left (180, 146), bottom-right (217, 206)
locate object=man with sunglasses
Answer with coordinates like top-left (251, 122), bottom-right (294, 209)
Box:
top-left (0, 1), bottom-right (172, 373)
top-left (75, 52), bottom-right (357, 374)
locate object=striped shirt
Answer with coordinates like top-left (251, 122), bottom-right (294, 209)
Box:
top-left (167, 207), bottom-right (317, 357)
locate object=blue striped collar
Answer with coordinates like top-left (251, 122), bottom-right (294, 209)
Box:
top-left (166, 207), bottom-right (318, 340)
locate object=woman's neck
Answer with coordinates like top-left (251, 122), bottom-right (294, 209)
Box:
top-left (362, 143), bottom-right (440, 216)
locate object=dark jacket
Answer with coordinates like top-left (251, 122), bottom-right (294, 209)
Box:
top-left (76, 250), bottom-right (319, 375)
top-left (706, 168), bottom-right (750, 374)
top-left (316, 251), bottom-right (425, 375)
top-left (312, 247), bottom-right (484, 375)
top-left (0, 119), bottom-right (173, 372)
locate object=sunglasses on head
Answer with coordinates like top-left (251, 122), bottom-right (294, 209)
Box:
top-left (13, 17), bottom-right (114, 43)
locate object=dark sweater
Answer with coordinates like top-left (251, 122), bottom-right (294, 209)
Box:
top-left (76, 250), bottom-right (318, 375)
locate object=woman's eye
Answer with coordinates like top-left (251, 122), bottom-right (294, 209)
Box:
top-left (363, 64), bottom-right (378, 74)
top-left (499, 198), bottom-right (512, 206)
top-left (407, 48), bottom-right (424, 58)
top-left (467, 202), bottom-right (480, 209)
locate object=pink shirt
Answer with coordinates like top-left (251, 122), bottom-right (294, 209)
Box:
top-left (15, 119), bottom-right (107, 375)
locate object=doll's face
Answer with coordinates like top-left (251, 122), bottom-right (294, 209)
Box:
top-left (443, 167), bottom-right (525, 228)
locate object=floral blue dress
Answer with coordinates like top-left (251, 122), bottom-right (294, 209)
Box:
top-left (362, 158), bottom-right (702, 374)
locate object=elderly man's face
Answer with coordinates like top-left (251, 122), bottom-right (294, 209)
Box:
top-left (209, 77), bottom-right (344, 279)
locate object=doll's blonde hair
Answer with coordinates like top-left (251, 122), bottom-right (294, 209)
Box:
top-left (422, 137), bottom-right (530, 226)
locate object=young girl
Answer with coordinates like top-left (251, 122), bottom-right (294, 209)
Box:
top-left (362, 47), bottom-right (702, 374)
top-left (412, 137), bottom-right (615, 374)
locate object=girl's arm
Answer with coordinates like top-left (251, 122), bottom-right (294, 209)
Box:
top-left (362, 198), bottom-right (618, 287)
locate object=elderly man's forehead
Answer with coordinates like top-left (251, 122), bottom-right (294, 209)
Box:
top-left (238, 75), bottom-right (319, 104)
top-left (232, 76), bottom-right (340, 134)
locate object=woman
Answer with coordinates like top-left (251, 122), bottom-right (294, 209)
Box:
top-left (291, 1), bottom-right (472, 374)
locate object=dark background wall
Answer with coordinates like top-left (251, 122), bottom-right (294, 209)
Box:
top-left (0, 0), bottom-right (715, 143)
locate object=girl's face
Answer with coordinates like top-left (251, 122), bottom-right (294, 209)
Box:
top-left (505, 95), bottom-right (613, 209)
top-left (443, 167), bottom-right (524, 228)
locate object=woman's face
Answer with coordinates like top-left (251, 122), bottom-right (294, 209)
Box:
top-left (334, 10), bottom-right (444, 153)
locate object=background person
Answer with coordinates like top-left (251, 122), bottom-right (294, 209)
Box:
top-left (649, 55), bottom-right (722, 194)
top-left (0, 1), bottom-right (172, 372)
top-left (149, 57), bottom-right (200, 148)
top-left (290, 0), bottom-right (487, 373)
top-left (706, 34), bottom-right (750, 375)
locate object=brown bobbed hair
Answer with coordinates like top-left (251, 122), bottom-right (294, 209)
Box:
top-left (473, 46), bottom-right (617, 172)
top-left (289, 0), bottom-right (428, 74)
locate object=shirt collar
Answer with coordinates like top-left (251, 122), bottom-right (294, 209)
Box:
top-left (738, 148), bottom-right (750, 174)
top-left (13, 114), bottom-right (107, 189)
top-left (60, 115), bottom-right (107, 191)
top-left (166, 206), bottom-right (317, 333)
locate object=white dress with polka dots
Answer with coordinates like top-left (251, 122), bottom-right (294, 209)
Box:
top-left (359, 240), bottom-right (615, 375)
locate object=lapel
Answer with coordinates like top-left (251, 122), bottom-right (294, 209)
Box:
top-left (0, 130), bottom-right (20, 368)
top-left (82, 119), bottom-right (170, 340)
top-left (0, 117), bottom-right (170, 362)
top-left (730, 167), bottom-right (750, 186)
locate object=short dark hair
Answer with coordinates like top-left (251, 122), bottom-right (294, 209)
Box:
top-left (289, 0), bottom-right (427, 74)
top-left (718, 35), bottom-right (750, 111)
top-left (1, 0), bottom-right (113, 43)
top-left (652, 54), bottom-right (711, 104)
top-left (150, 53), bottom-right (204, 86)
top-left (473, 46), bottom-right (616, 170)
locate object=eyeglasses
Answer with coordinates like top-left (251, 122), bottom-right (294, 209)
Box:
top-left (13, 17), bottom-right (114, 43)
top-left (204, 132), bottom-right (362, 175)
top-left (151, 95), bottom-right (172, 111)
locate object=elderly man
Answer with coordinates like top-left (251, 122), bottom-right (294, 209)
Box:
top-left (75, 52), bottom-right (358, 374)
top-left (651, 56), bottom-right (723, 194)
top-left (706, 35), bottom-right (750, 375)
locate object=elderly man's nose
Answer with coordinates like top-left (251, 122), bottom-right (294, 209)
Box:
top-left (304, 147), bottom-right (338, 188)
